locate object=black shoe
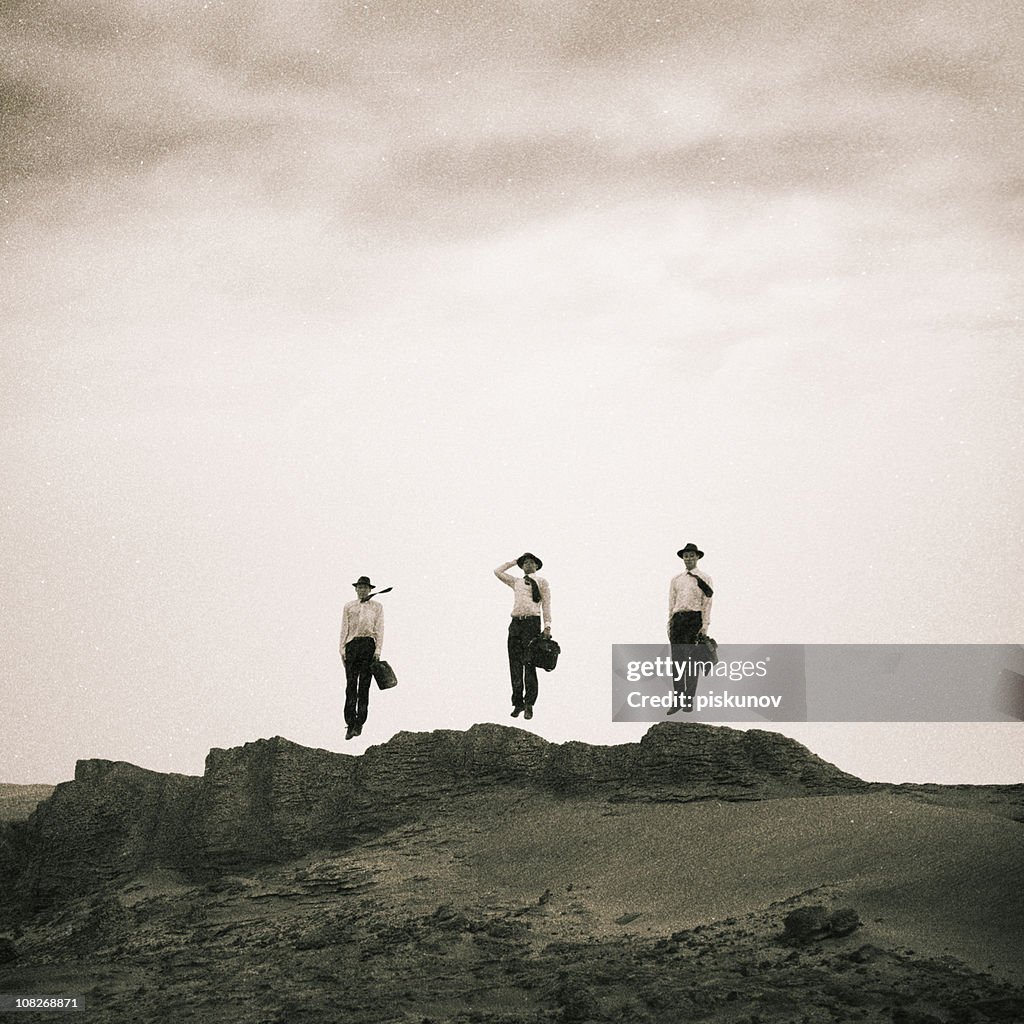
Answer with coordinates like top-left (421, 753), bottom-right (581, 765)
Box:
top-left (353, 725), bottom-right (363, 736)
top-left (524, 706), bottom-right (533, 720)
top-left (511, 707), bottom-right (523, 718)
top-left (345, 726), bottom-right (355, 740)
top-left (666, 705), bottom-right (681, 716)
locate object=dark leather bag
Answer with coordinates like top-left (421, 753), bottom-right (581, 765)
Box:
top-left (372, 660), bottom-right (398, 690)
top-left (696, 635), bottom-right (719, 665)
top-left (525, 635), bottom-right (561, 672)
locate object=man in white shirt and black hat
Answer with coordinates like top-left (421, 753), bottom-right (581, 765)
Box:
top-left (494, 552), bottom-right (551, 721)
top-left (667, 543), bottom-right (713, 714)
top-left (339, 575), bottom-right (384, 740)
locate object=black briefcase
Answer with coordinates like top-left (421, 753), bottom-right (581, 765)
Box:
top-left (372, 660), bottom-right (398, 690)
top-left (525, 635), bottom-right (560, 672)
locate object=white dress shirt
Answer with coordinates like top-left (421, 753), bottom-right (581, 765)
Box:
top-left (340, 599), bottom-right (384, 656)
top-left (668, 569), bottom-right (713, 633)
top-left (494, 562), bottom-right (552, 628)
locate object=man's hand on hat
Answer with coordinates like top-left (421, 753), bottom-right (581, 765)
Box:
top-left (543, 626), bottom-right (551, 637)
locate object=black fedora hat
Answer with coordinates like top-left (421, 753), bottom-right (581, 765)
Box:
top-left (516, 552), bottom-right (543, 571)
top-left (352, 575), bottom-right (375, 588)
top-left (677, 543), bottom-right (704, 559)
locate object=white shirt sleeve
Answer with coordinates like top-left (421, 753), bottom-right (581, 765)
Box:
top-left (371, 603), bottom-right (383, 658)
top-left (540, 578), bottom-right (552, 629)
top-left (494, 561), bottom-right (517, 587)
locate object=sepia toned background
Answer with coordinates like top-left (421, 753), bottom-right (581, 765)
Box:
top-left (3, 0), bottom-right (1022, 785)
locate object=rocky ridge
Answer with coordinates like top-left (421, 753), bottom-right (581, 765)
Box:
top-left (3, 722), bottom-right (865, 909)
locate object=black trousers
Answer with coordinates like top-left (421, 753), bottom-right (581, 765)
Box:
top-left (508, 615), bottom-right (541, 709)
top-left (670, 611), bottom-right (705, 704)
top-left (344, 636), bottom-right (376, 727)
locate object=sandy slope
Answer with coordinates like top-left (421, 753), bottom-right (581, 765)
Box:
top-left (430, 791), bottom-right (1024, 979)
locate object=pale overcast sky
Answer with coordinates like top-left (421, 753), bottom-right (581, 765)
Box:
top-left (3, 0), bottom-right (1022, 785)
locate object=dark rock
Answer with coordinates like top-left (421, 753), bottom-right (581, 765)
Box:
top-left (783, 905), bottom-right (830, 941)
top-left (830, 907), bottom-right (862, 937)
top-left (849, 944), bottom-right (886, 964)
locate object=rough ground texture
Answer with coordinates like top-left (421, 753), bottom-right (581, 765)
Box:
top-left (1, 723), bottom-right (1022, 1023)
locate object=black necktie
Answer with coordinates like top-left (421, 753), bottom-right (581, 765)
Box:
top-left (524, 575), bottom-right (541, 603)
top-left (688, 572), bottom-right (713, 598)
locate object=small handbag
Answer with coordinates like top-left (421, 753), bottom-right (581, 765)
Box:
top-left (525, 635), bottom-right (561, 672)
top-left (697, 635), bottom-right (719, 665)
top-left (371, 660), bottom-right (398, 689)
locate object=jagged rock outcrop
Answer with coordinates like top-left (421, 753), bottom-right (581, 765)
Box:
top-left (13, 762), bottom-right (201, 908)
top-left (3, 722), bottom-right (868, 910)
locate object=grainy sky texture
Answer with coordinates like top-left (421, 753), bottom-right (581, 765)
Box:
top-left (3, 0), bottom-right (1022, 784)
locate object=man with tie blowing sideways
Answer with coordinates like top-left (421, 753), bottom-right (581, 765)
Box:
top-left (494, 553), bottom-right (552, 721)
top-left (667, 543), bottom-right (714, 715)
top-left (339, 575), bottom-right (385, 740)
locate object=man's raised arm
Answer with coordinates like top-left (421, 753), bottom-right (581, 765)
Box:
top-left (494, 560), bottom-right (517, 586)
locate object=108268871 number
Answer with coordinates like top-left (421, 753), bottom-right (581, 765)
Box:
top-left (0, 995), bottom-right (84, 1011)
